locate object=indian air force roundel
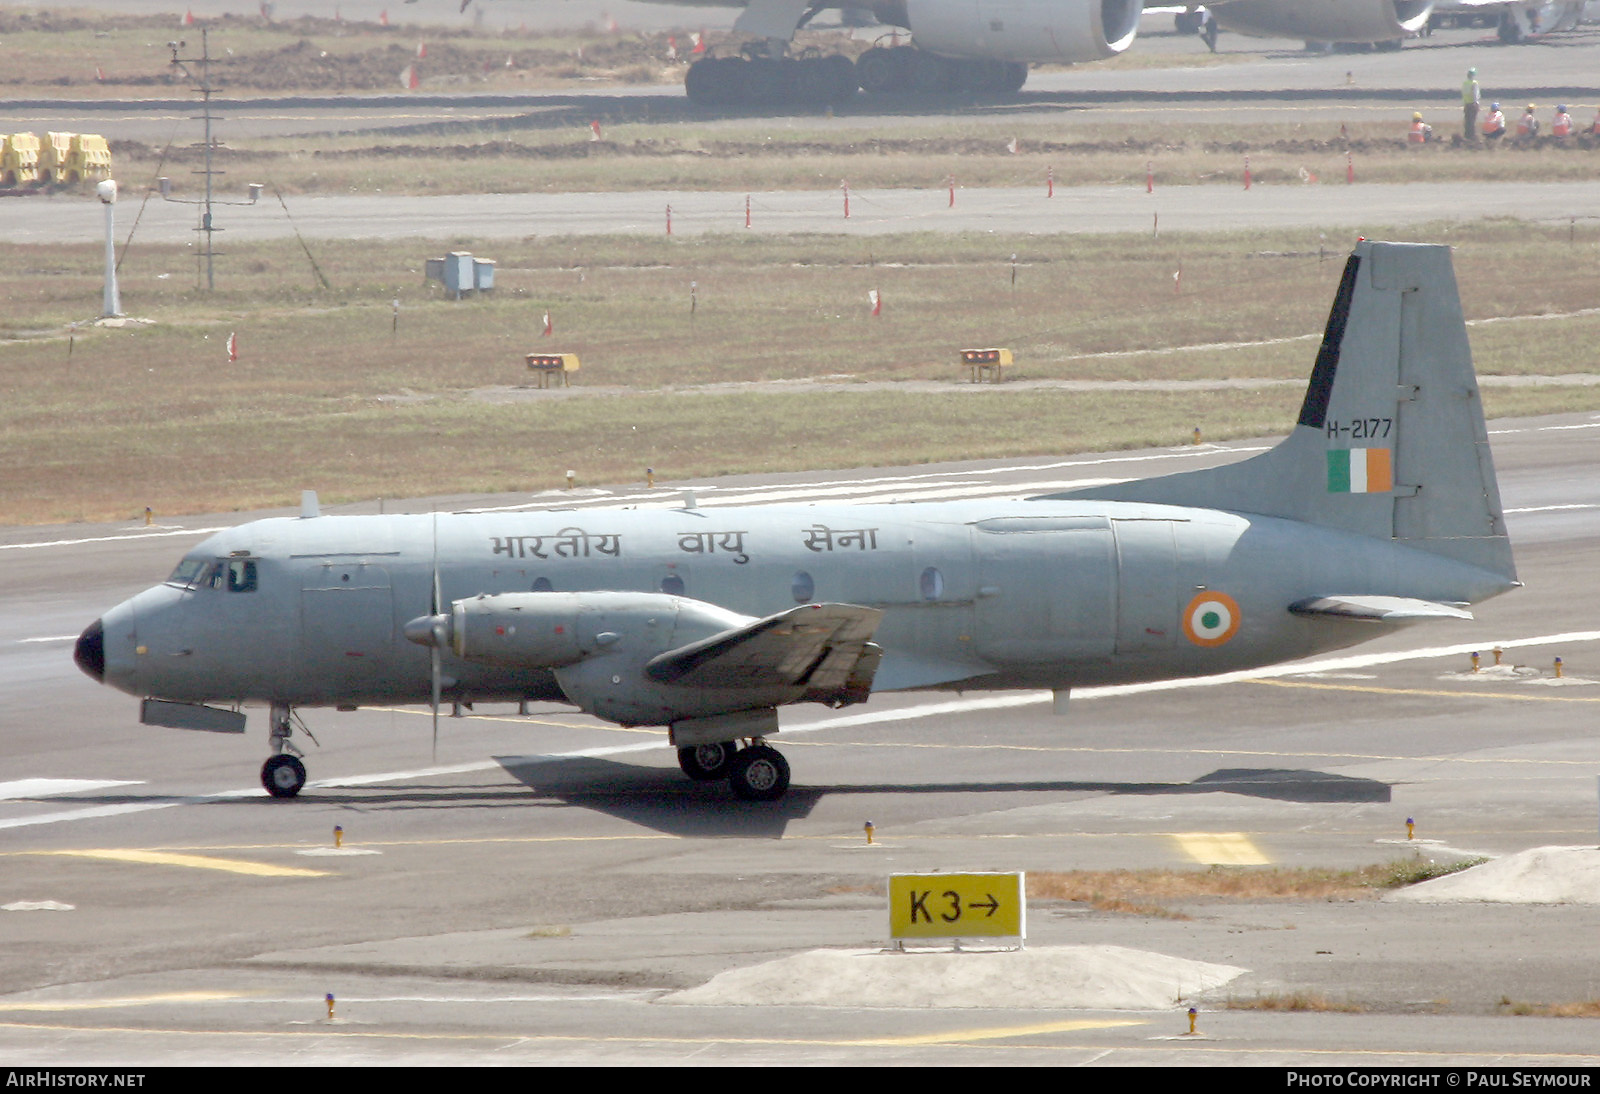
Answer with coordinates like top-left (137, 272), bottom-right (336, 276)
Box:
top-left (1182, 592), bottom-right (1241, 647)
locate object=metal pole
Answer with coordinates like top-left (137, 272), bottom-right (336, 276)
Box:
top-left (99, 180), bottom-right (121, 318)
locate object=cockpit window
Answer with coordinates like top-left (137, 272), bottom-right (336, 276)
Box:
top-left (226, 559), bottom-right (257, 593)
top-left (166, 559), bottom-right (208, 588)
top-left (165, 557), bottom-right (257, 592)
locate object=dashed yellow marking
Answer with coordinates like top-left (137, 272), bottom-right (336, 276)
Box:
top-left (33, 849), bottom-right (329, 877)
top-left (0, 992), bottom-right (243, 1012)
top-left (1250, 679), bottom-right (1600, 702)
top-left (1172, 833), bottom-right (1269, 866)
top-left (856, 1018), bottom-right (1146, 1045)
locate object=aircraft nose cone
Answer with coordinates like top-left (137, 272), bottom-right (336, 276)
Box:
top-left (74, 618), bottom-right (105, 682)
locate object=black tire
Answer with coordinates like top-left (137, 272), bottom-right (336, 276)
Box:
top-left (678, 741), bottom-right (737, 781)
top-left (822, 54), bottom-right (859, 104)
top-left (908, 51), bottom-right (956, 94)
top-left (262, 754), bottom-right (306, 798)
top-left (856, 47), bottom-right (906, 95)
top-left (728, 745), bottom-right (790, 802)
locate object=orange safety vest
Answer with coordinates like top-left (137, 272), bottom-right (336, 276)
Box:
top-left (1482, 110), bottom-right (1505, 135)
top-left (1517, 113), bottom-right (1539, 137)
top-left (1552, 112), bottom-right (1572, 137)
top-left (1409, 121), bottom-right (1430, 143)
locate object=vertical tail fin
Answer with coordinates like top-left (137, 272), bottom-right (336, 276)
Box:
top-left (1052, 241), bottom-right (1515, 581)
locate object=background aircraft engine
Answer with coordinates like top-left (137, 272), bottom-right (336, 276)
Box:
top-left (899, 0), bottom-right (1144, 62)
top-left (1211, 0), bottom-right (1432, 41)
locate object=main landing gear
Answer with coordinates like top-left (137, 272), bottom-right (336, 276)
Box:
top-left (676, 739), bottom-right (791, 802)
top-left (261, 702), bottom-right (309, 798)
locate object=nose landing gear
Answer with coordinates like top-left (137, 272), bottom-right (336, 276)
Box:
top-left (261, 702), bottom-right (309, 798)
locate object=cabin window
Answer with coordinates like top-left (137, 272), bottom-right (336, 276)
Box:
top-left (531, 576), bottom-right (554, 592)
top-left (660, 574), bottom-right (686, 596)
top-left (920, 566), bottom-right (944, 601)
top-left (791, 571), bottom-right (814, 603)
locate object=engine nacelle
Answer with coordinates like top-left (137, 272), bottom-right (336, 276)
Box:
top-left (894, 0), bottom-right (1144, 62)
top-left (407, 591), bottom-right (750, 670)
top-left (1212, 0), bottom-right (1433, 41)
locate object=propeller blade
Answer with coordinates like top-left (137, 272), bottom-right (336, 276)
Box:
top-left (431, 513), bottom-right (441, 762)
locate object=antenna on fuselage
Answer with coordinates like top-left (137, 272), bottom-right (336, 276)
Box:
top-left (300, 490), bottom-right (320, 518)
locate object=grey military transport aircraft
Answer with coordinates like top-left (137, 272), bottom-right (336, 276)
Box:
top-left (75, 241), bottom-right (1515, 803)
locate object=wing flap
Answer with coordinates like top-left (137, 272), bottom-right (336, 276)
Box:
top-left (646, 603), bottom-right (884, 703)
top-left (1290, 595), bottom-right (1473, 622)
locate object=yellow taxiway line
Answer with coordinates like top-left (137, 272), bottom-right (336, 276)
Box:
top-left (30, 849), bottom-right (330, 877)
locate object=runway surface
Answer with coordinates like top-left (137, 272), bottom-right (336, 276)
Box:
top-left (3, 411), bottom-right (1600, 1064)
top-left (5, 18), bottom-right (1600, 1066)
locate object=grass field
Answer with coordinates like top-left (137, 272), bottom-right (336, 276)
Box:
top-left (3, 219), bottom-right (1598, 525)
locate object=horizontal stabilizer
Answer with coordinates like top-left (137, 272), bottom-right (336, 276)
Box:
top-left (646, 602), bottom-right (883, 703)
top-left (1289, 596), bottom-right (1473, 623)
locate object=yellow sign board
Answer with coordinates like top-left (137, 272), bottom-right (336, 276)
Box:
top-left (888, 872), bottom-right (1025, 942)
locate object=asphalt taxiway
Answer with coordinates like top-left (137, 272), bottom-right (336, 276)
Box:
top-left (2, 412), bottom-right (1600, 1064)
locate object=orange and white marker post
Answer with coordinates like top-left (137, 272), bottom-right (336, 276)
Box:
top-left (1347, 151), bottom-right (1355, 184)
top-left (1244, 155), bottom-right (1252, 189)
top-left (665, 204), bottom-right (672, 235)
top-left (1046, 165), bottom-right (1054, 197)
top-left (1146, 160), bottom-right (1154, 194)
top-left (842, 179), bottom-right (850, 219)
top-left (745, 194), bottom-right (751, 228)
top-left (947, 174), bottom-right (955, 207)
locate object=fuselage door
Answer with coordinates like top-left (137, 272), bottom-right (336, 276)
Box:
top-left (298, 562), bottom-right (396, 700)
top-left (1112, 518), bottom-right (1179, 654)
top-left (972, 516), bottom-right (1115, 663)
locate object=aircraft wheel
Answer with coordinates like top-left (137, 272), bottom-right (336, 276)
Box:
top-left (856, 47), bottom-right (906, 95)
top-left (908, 51), bottom-right (956, 94)
top-left (261, 754), bottom-right (306, 798)
top-left (822, 54), bottom-right (859, 104)
top-left (728, 745), bottom-right (789, 802)
top-left (678, 741), bottom-right (737, 781)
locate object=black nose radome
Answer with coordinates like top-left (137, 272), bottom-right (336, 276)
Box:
top-left (74, 619), bottom-right (105, 682)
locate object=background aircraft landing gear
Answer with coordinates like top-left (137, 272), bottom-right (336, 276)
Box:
top-left (262, 702), bottom-right (308, 798)
top-left (728, 743), bottom-right (790, 802)
top-left (678, 741), bottom-right (738, 781)
top-left (261, 753), bottom-right (306, 798)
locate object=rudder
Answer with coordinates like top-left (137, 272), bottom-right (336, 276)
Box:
top-left (1048, 241), bottom-right (1515, 581)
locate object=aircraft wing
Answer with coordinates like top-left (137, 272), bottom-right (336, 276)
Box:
top-left (1289, 596), bottom-right (1473, 622)
top-left (646, 603), bottom-right (883, 702)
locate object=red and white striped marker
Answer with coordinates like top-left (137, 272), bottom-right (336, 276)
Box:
top-left (666, 204), bottom-right (672, 235)
top-left (227, 332), bottom-right (238, 362)
top-left (542, 312), bottom-right (552, 337)
top-left (869, 289), bottom-right (881, 316)
top-left (590, 120), bottom-right (602, 141)
top-left (1046, 165), bottom-right (1054, 198)
top-left (745, 194), bottom-right (751, 228)
top-left (1347, 151), bottom-right (1355, 184)
top-left (1146, 160), bottom-right (1154, 194)
top-left (842, 180), bottom-right (850, 219)
top-left (1244, 155), bottom-right (1252, 190)
top-left (947, 174), bottom-right (955, 207)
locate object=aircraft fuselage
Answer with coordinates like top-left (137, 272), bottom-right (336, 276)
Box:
top-left (89, 496), bottom-right (1512, 713)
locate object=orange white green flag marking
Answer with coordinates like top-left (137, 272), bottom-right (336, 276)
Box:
top-left (1327, 448), bottom-right (1392, 493)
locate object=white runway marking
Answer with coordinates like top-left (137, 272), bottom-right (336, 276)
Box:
top-left (0, 779), bottom-right (142, 800)
top-left (0, 526), bottom-right (230, 552)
